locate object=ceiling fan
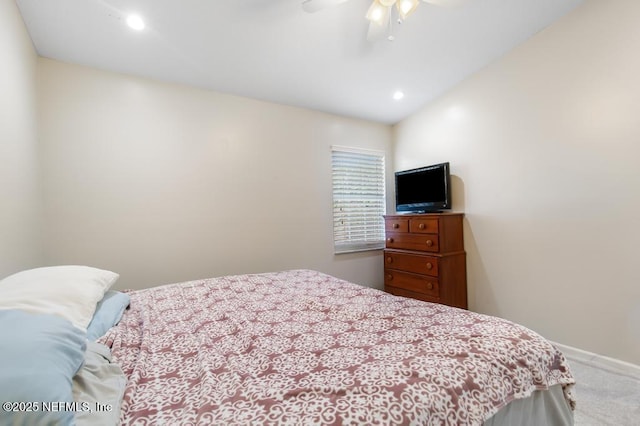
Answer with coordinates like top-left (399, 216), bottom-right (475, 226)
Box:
top-left (302, 0), bottom-right (464, 41)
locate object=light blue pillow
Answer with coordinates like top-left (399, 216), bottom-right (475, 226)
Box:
top-left (0, 309), bottom-right (86, 426)
top-left (86, 291), bottom-right (130, 341)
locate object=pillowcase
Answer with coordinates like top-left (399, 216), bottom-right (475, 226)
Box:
top-left (72, 341), bottom-right (126, 426)
top-left (0, 265), bottom-right (119, 330)
top-left (0, 309), bottom-right (86, 426)
top-left (86, 290), bottom-right (131, 341)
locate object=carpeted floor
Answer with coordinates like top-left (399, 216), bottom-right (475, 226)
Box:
top-left (568, 356), bottom-right (640, 425)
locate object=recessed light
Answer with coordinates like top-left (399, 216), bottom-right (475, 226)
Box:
top-left (126, 14), bottom-right (145, 31)
top-left (393, 91), bottom-right (405, 101)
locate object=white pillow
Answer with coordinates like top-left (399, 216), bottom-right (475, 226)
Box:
top-left (0, 266), bottom-right (119, 330)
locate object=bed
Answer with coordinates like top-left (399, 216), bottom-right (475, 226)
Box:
top-left (0, 267), bottom-right (575, 425)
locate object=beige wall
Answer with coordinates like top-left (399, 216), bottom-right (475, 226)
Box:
top-left (0, 0), bottom-right (42, 277)
top-left (394, 0), bottom-right (640, 364)
top-left (38, 59), bottom-right (393, 290)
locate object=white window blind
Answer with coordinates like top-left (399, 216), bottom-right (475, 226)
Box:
top-left (332, 146), bottom-right (386, 254)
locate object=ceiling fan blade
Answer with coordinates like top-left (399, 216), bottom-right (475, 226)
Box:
top-left (302, 0), bottom-right (350, 13)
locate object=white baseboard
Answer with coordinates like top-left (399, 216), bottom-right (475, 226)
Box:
top-left (552, 341), bottom-right (640, 379)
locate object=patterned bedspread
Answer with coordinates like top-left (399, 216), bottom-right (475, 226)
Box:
top-left (100, 269), bottom-right (575, 425)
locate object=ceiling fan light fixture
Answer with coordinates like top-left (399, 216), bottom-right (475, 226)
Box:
top-left (366, 1), bottom-right (389, 25)
top-left (396, 0), bottom-right (419, 20)
top-left (304, 0), bottom-right (464, 42)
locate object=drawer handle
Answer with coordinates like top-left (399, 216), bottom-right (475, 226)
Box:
top-left (386, 274), bottom-right (393, 281)
top-left (426, 262), bottom-right (433, 270)
top-left (393, 223), bottom-right (399, 229)
top-left (426, 239), bottom-right (433, 247)
top-left (426, 282), bottom-right (433, 290)
top-left (386, 256), bottom-right (393, 264)
top-left (387, 238), bottom-right (394, 244)
top-left (418, 223), bottom-right (425, 230)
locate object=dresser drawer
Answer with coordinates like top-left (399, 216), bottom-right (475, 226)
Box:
top-left (384, 270), bottom-right (440, 298)
top-left (385, 218), bottom-right (409, 233)
top-left (409, 218), bottom-right (439, 234)
top-left (384, 251), bottom-right (439, 277)
top-left (385, 233), bottom-right (440, 252)
top-left (385, 286), bottom-right (441, 304)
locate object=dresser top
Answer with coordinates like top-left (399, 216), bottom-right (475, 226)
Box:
top-left (385, 212), bottom-right (464, 218)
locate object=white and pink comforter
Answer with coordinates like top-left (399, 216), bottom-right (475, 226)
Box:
top-left (101, 269), bottom-right (575, 425)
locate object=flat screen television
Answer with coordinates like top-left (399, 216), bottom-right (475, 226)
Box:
top-left (395, 162), bottom-right (451, 213)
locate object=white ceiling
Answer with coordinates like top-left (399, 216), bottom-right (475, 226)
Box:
top-left (16, 0), bottom-right (583, 124)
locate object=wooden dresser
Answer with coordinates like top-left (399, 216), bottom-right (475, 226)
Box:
top-left (383, 212), bottom-right (467, 309)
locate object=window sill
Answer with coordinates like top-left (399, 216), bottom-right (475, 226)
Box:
top-left (334, 245), bottom-right (384, 255)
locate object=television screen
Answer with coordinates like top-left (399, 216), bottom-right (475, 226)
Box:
top-left (395, 162), bottom-right (451, 213)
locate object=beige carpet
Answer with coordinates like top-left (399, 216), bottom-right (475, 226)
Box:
top-left (568, 356), bottom-right (640, 425)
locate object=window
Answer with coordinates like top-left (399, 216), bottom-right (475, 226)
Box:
top-left (331, 146), bottom-right (386, 253)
